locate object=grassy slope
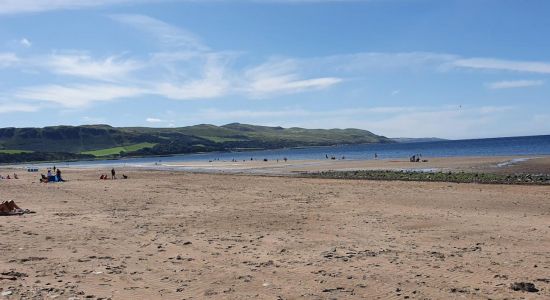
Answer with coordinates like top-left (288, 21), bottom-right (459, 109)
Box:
top-left (81, 143), bottom-right (157, 157)
top-left (0, 149), bottom-right (34, 154)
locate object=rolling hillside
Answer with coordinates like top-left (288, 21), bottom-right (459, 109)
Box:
top-left (0, 123), bottom-right (392, 163)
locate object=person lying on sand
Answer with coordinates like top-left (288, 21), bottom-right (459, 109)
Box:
top-left (0, 200), bottom-right (34, 215)
top-left (0, 200), bottom-right (21, 212)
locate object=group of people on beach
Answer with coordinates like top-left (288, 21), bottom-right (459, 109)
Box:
top-left (99, 168), bottom-right (128, 180)
top-left (100, 168), bottom-right (117, 180)
top-left (0, 173), bottom-right (18, 180)
top-left (212, 157), bottom-right (289, 163)
top-left (40, 166), bottom-right (63, 183)
top-left (410, 154), bottom-right (427, 162)
top-left (325, 154), bottom-right (346, 160)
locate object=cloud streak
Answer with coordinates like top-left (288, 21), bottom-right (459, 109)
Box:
top-left (110, 14), bottom-right (209, 51)
top-left (20, 38), bottom-right (32, 48)
top-left (0, 0), bottom-right (160, 15)
top-left (0, 0), bottom-right (141, 15)
top-left (0, 53), bottom-right (19, 67)
top-left (15, 84), bottom-right (147, 108)
top-left (0, 0), bottom-right (377, 15)
top-left (0, 103), bottom-right (39, 114)
top-left (44, 54), bottom-right (143, 81)
top-left (486, 80), bottom-right (544, 89)
top-left (453, 57), bottom-right (550, 74)
top-left (244, 58), bottom-right (342, 97)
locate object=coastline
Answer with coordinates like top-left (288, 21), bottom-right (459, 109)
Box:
top-left (24, 154), bottom-right (550, 174)
top-left (4, 155), bottom-right (550, 186)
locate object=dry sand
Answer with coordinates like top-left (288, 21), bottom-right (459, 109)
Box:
top-left (1, 161), bottom-right (549, 299)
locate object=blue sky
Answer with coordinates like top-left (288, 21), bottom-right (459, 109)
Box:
top-left (0, 0), bottom-right (549, 139)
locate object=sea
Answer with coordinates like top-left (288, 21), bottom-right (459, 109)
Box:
top-left (25, 134), bottom-right (550, 169)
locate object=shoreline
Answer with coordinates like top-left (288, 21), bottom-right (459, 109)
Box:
top-left (3, 155), bottom-right (550, 185)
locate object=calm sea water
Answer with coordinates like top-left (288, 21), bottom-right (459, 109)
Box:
top-left (28, 134), bottom-right (550, 169)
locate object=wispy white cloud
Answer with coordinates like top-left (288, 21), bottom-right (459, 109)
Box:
top-left (44, 53), bottom-right (143, 81)
top-left (246, 75), bottom-right (342, 97)
top-left (153, 55), bottom-right (231, 99)
top-left (0, 103), bottom-right (39, 114)
top-left (110, 14), bottom-right (209, 51)
top-left (305, 52), bottom-right (457, 74)
top-left (15, 84), bottom-right (147, 108)
top-left (19, 38), bottom-right (32, 48)
top-left (0, 0), bottom-right (376, 15)
top-left (11, 47), bottom-right (550, 107)
top-left (146, 117), bottom-right (164, 123)
top-left (486, 79), bottom-right (544, 89)
top-left (244, 58), bottom-right (342, 97)
top-left (0, 52), bottom-right (18, 67)
top-left (155, 79), bottom-right (229, 100)
top-left (0, 0), bottom-right (139, 15)
top-left (453, 57), bottom-right (550, 74)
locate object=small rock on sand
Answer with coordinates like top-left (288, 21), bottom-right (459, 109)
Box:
top-left (510, 282), bottom-right (539, 292)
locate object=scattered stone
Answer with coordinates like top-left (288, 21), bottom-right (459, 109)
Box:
top-left (429, 251), bottom-right (445, 260)
top-left (322, 287), bottom-right (354, 294)
top-left (510, 282), bottom-right (539, 292)
top-left (450, 287), bottom-right (469, 293)
top-left (11, 257), bottom-right (47, 263)
top-left (1, 271), bottom-right (28, 278)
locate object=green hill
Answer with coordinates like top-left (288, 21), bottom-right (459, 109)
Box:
top-left (0, 123), bottom-right (392, 163)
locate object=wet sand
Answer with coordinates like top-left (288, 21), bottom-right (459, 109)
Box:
top-left (159, 155), bottom-right (550, 175)
top-left (1, 163), bottom-right (549, 299)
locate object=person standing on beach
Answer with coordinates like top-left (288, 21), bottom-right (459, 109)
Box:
top-left (56, 168), bottom-right (63, 182)
top-left (111, 168), bottom-right (116, 179)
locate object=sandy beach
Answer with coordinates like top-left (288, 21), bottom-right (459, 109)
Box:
top-left (1, 158), bottom-right (549, 299)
